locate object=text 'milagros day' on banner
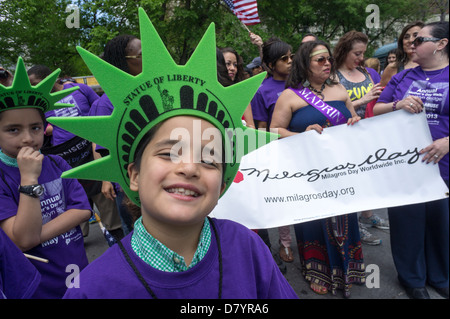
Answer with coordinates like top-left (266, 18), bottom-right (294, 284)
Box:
top-left (212, 111), bottom-right (449, 229)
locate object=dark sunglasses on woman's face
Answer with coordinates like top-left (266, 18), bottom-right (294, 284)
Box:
top-left (312, 56), bottom-right (334, 65)
top-left (279, 54), bottom-right (295, 62)
top-left (412, 37), bottom-right (441, 47)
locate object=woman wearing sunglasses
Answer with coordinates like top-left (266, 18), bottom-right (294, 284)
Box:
top-left (374, 21), bottom-right (449, 299)
top-left (270, 40), bottom-right (361, 298)
top-left (251, 37), bottom-right (293, 130)
top-left (380, 21), bottom-right (425, 86)
top-left (250, 37), bottom-right (296, 267)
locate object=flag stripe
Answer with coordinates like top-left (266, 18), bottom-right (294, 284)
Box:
top-left (223, 0), bottom-right (260, 26)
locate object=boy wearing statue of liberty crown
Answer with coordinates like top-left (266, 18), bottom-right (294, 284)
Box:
top-left (61, 9), bottom-right (297, 299)
top-left (0, 58), bottom-right (92, 298)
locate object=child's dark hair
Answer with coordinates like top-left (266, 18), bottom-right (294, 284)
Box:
top-left (0, 108), bottom-right (46, 124)
top-left (123, 122), bottom-right (163, 221)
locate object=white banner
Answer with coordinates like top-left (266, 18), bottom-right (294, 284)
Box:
top-left (212, 111), bottom-right (449, 229)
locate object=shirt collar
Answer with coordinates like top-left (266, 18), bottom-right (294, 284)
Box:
top-left (0, 149), bottom-right (18, 167)
top-left (131, 216), bottom-right (211, 272)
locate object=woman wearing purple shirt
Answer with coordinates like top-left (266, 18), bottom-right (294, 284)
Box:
top-left (374, 21), bottom-right (449, 299)
top-left (250, 37), bottom-right (296, 266)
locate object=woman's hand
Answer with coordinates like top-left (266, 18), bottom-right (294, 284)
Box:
top-left (396, 95), bottom-right (424, 113)
top-left (420, 137), bottom-right (449, 164)
top-left (363, 83), bottom-right (383, 104)
top-left (249, 32), bottom-right (263, 47)
top-left (102, 181), bottom-right (116, 201)
top-left (305, 124), bottom-right (323, 134)
top-left (347, 115), bottom-right (361, 126)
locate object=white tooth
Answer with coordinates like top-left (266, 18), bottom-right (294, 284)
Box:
top-left (166, 187), bottom-right (198, 196)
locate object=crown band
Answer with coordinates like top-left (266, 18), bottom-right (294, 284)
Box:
top-left (310, 49), bottom-right (329, 57)
top-left (0, 57), bottom-right (78, 114)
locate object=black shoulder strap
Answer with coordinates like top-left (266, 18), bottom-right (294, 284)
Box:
top-left (116, 240), bottom-right (158, 299)
top-left (47, 155), bottom-right (59, 168)
top-left (117, 217), bottom-right (222, 299)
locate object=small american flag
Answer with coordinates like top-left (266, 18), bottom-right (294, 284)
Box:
top-left (223, 0), bottom-right (261, 26)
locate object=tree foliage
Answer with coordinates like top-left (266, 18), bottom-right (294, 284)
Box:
top-left (0, 0), bottom-right (84, 74)
top-left (0, 0), bottom-right (438, 76)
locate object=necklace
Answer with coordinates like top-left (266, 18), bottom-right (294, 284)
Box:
top-left (309, 82), bottom-right (326, 100)
top-left (421, 66), bottom-right (446, 81)
top-left (117, 216), bottom-right (223, 299)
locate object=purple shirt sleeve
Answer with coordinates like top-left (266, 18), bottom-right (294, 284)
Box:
top-left (0, 228), bottom-right (41, 299)
top-left (251, 89), bottom-right (269, 122)
top-left (366, 67), bottom-right (381, 84)
top-left (378, 69), bottom-right (404, 103)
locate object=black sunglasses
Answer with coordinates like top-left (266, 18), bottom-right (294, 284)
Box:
top-left (279, 54), bottom-right (295, 62)
top-left (312, 56), bottom-right (334, 65)
top-left (412, 37), bottom-right (441, 47)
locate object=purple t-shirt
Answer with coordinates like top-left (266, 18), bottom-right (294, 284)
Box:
top-left (88, 93), bottom-right (113, 154)
top-left (0, 155), bottom-right (91, 298)
top-left (366, 67), bottom-right (381, 84)
top-left (87, 94), bottom-right (121, 192)
top-left (378, 65), bottom-right (449, 180)
top-left (46, 83), bottom-right (99, 146)
top-left (63, 218), bottom-right (298, 299)
top-left (251, 77), bottom-right (286, 127)
top-left (0, 227), bottom-right (41, 299)
top-left (88, 92), bottom-right (114, 117)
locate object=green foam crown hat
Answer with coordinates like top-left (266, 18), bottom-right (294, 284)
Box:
top-left (48, 8), bottom-right (277, 206)
top-left (0, 57), bottom-right (78, 113)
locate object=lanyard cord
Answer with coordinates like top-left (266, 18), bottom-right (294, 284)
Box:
top-left (117, 217), bottom-right (222, 299)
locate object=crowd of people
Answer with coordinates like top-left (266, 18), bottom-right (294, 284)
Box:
top-left (0, 14), bottom-right (448, 300)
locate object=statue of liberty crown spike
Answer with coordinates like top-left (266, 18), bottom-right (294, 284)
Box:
top-left (48, 8), bottom-right (278, 206)
top-left (0, 57), bottom-right (78, 113)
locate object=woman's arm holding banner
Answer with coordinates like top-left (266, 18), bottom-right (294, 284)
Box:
top-left (270, 89), bottom-right (300, 138)
top-left (342, 88), bottom-right (360, 125)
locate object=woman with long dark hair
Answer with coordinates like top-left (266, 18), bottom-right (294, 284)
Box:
top-left (271, 40), bottom-right (361, 298)
top-left (380, 21), bottom-right (425, 86)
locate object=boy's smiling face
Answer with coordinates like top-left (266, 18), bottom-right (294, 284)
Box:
top-left (0, 108), bottom-right (44, 158)
top-left (128, 116), bottom-right (225, 227)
